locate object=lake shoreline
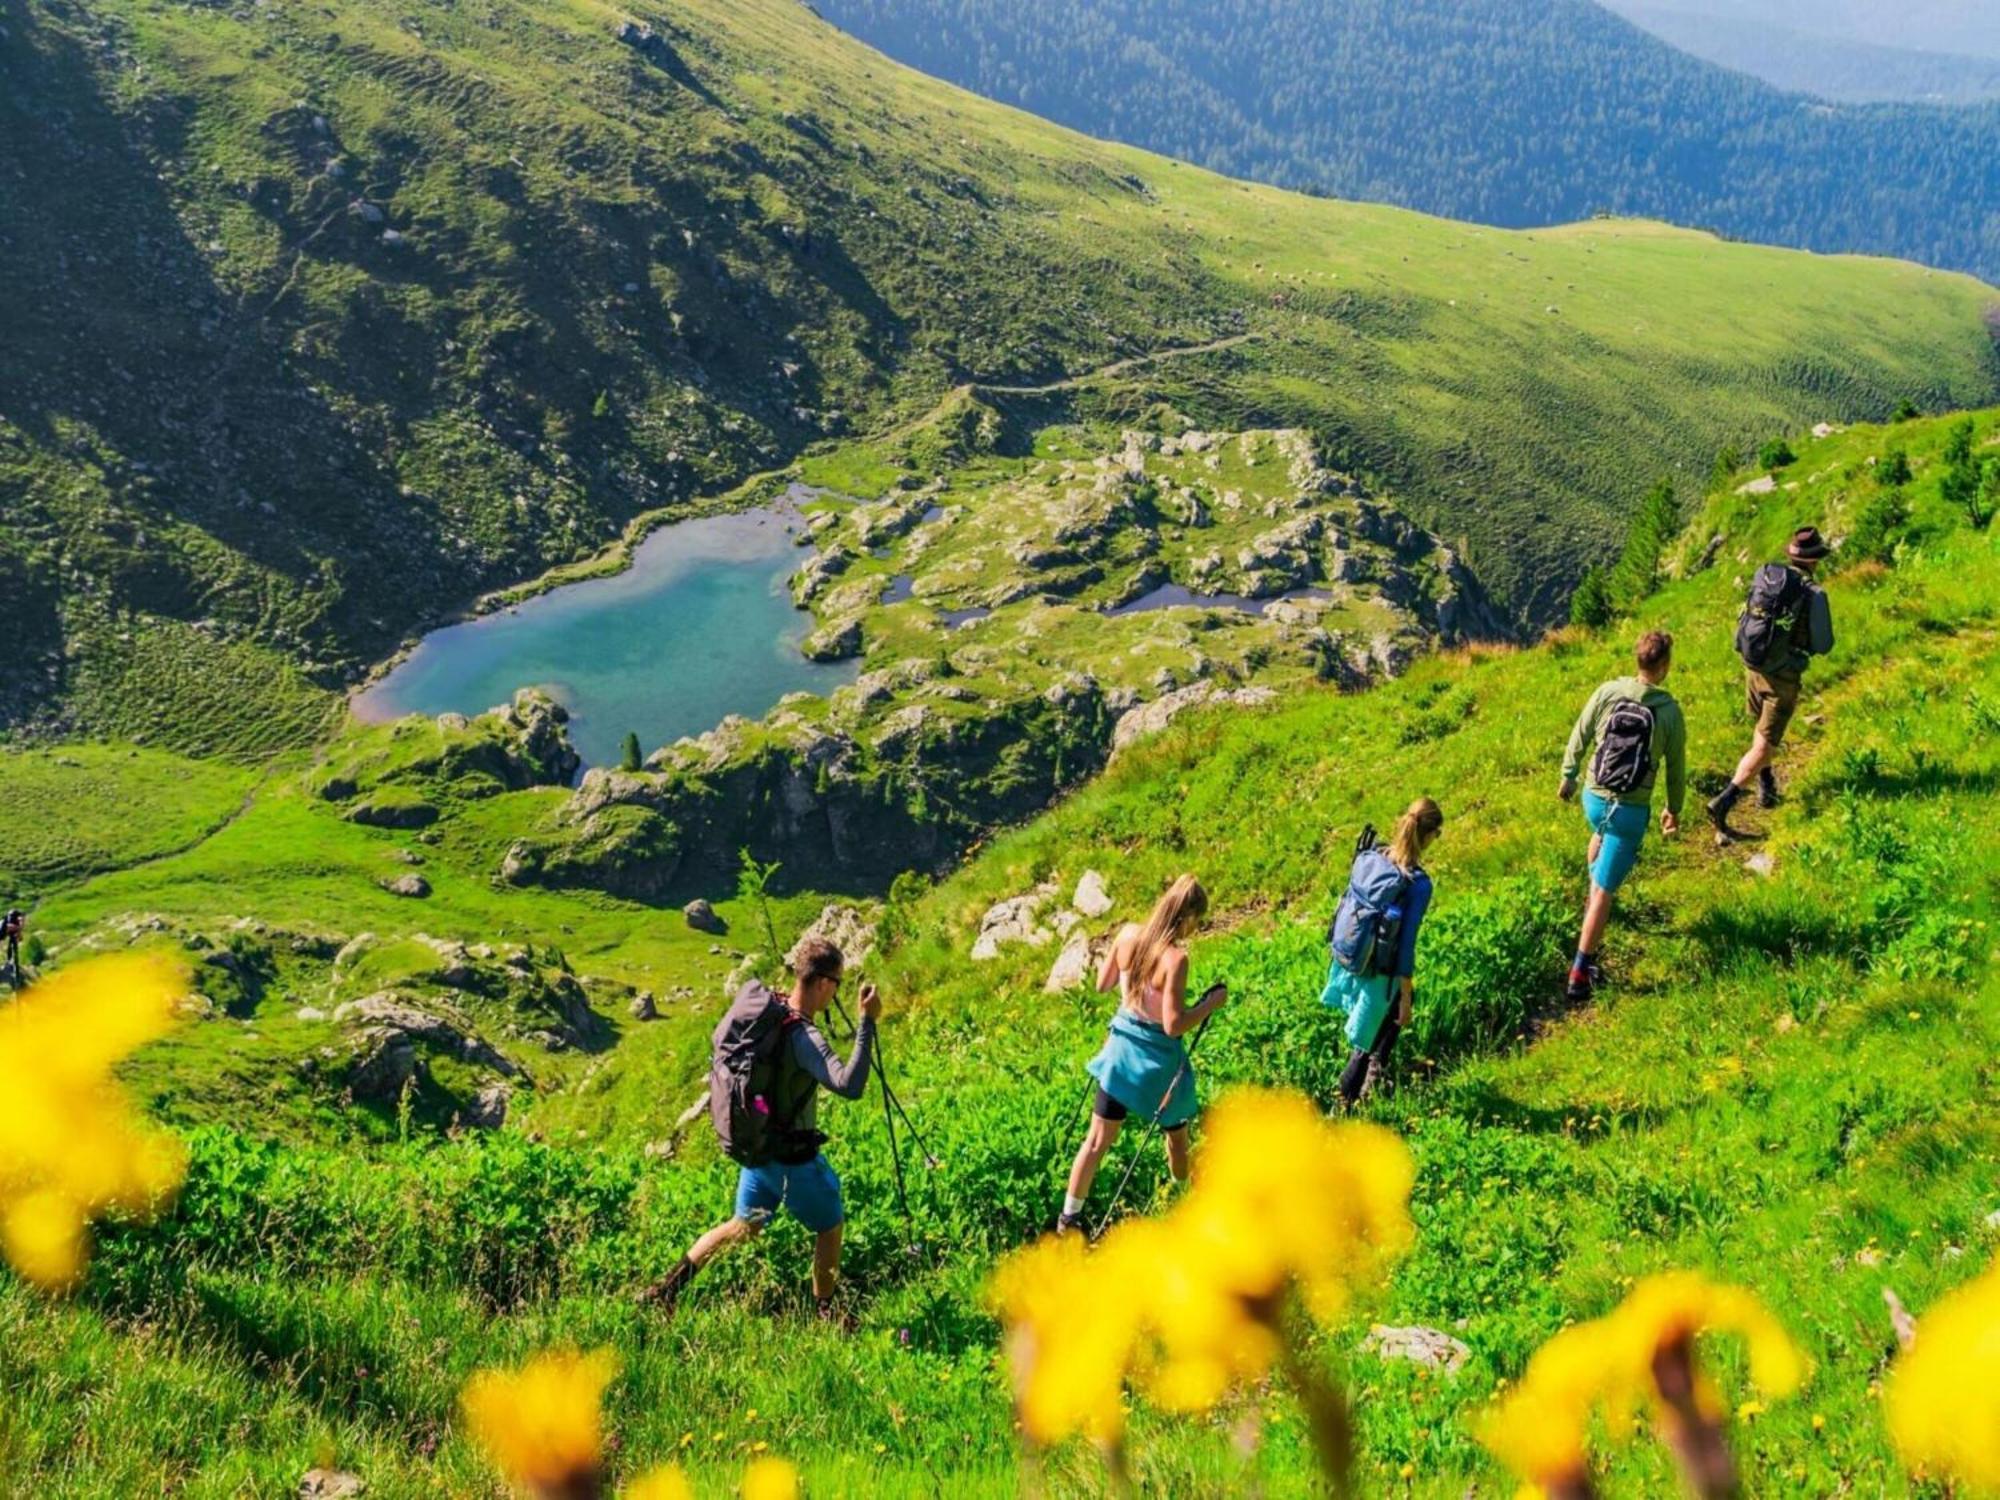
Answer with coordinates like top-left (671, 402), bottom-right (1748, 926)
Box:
top-left (340, 466), bottom-right (810, 713)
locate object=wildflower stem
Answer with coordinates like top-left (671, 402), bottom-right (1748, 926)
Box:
top-left (1279, 1332), bottom-right (1354, 1499)
top-left (1651, 1335), bottom-right (1740, 1500)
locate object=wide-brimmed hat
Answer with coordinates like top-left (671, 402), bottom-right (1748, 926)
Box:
top-left (1787, 526), bottom-right (1830, 563)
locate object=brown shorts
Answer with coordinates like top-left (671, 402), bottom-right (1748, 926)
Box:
top-left (1746, 670), bottom-right (1802, 746)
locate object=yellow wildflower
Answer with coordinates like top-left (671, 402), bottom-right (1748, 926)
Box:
top-left (461, 1347), bottom-right (617, 1494)
top-left (624, 1467), bottom-right (693, 1500)
top-left (740, 1456), bottom-right (800, 1500)
top-left (1480, 1272), bottom-right (1806, 1487)
top-left (0, 953), bottom-right (189, 1289)
top-left (991, 1086), bottom-right (1415, 1438)
top-left (990, 1222), bottom-right (1154, 1442)
top-left (1885, 1257), bottom-right (2000, 1490)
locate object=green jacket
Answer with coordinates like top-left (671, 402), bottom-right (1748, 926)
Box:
top-left (1561, 676), bottom-right (1687, 815)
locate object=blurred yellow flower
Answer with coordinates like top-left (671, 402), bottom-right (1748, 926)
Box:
top-left (0, 952), bottom-right (189, 1289)
top-left (624, 1467), bottom-right (693, 1500)
top-left (1480, 1272), bottom-right (1806, 1487)
top-left (740, 1456), bottom-right (800, 1500)
top-left (991, 1086), bottom-right (1414, 1441)
top-left (461, 1347), bottom-right (617, 1494)
top-left (990, 1225), bottom-right (1152, 1442)
top-left (1886, 1256), bottom-right (2000, 1490)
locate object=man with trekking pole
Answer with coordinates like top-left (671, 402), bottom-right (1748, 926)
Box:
top-left (644, 935), bottom-right (879, 1325)
top-left (1708, 526), bottom-right (1834, 844)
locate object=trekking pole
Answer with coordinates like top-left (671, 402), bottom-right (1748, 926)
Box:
top-left (833, 996), bottom-right (940, 1170)
top-left (831, 996), bottom-right (932, 1267)
top-left (1089, 1009), bottom-right (1218, 1244)
top-left (872, 1042), bottom-right (942, 1171)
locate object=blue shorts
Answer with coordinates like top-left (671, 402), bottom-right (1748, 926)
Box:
top-left (735, 1154), bottom-right (844, 1234)
top-left (1583, 790), bottom-right (1650, 894)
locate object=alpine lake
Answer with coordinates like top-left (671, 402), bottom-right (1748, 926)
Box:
top-left (351, 497), bottom-right (857, 773)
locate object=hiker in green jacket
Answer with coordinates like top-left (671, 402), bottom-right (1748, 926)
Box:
top-left (1557, 630), bottom-right (1687, 1003)
top-left (1707, 527), bottom-right (1834, 843)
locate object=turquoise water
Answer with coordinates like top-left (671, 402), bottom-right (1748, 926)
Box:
top-left (351, 508), bottom-right (856, 771)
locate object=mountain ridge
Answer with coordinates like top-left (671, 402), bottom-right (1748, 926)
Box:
top-left (3, 0), bottom-right (1998, 757)
top-left (813, 0), bottom-right (2000, 278)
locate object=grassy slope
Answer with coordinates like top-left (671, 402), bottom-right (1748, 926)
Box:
top-left (3, 0), bottom-right (1997, 756)
top-left (2, 410), bottom-right (1995, 1494)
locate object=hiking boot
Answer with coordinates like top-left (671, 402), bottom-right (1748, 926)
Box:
top-left (1706, 793), bottom-right (1749, 845)
top-left (1055, 1211), bottom-right (1088, 1238)
top-left (1757, 770), bottom-right (1782, 810)
top-left (636, 1256), bottom-right (697, 1315)
top-left (1583, 957), bottom-right (1606, 990)
top-left (1565, 969), bottom-right (1594, 1005)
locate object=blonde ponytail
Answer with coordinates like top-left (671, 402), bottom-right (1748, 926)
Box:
top-left (1388, 797), bottom-right (1444, 872)
top-left (1128, 873), bottom-right (1208, 990)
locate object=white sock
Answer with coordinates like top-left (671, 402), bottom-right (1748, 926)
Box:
top-left (1062, 1194), bottom-right (1086, 1218)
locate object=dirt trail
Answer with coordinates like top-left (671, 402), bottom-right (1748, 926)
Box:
top-left (973, 333), bottom-right (1258, 397)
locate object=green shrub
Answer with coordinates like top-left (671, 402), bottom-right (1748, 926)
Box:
top-left (1568, 568), bottom-right (1614, 628)
top-left (1758, 437), bottom-right (1796, 470)
top-left (1879, 447), bottom-right (1913, 486)
top-left (620, 731), bottom-right (643, 772)
top-left (1845, 486), bottom-right (1911, 566)
top-left (1608, 478), bottom-right (1679, 609)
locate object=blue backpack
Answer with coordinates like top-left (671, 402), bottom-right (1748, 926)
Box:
top-left (1328, 828), bottom-right (1413, 978)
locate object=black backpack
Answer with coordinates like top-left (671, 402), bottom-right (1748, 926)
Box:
top-left (1592, 698), bottom-right (1657, 795)
top-left (1735, 564), bottom-right (1809, 670)
top-left (709, 981), bottom-right (814, 1167)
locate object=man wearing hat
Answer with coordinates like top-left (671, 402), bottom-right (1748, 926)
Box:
top-left (1708, 526), bottom-right (1834, 841)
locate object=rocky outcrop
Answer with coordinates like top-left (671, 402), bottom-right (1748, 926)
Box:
top-left (1360, 1324), bottom-right (1472, 1374)
top-left (1111, 684), bottom-right (1277, 756)
top-left (971, 884), bottom-right (1060, 961)
top-left (787, 903), bottom-right (880, 971)
top-left (339, 992), bottom-right (518, 1103)
top-left (1073, 870), bottom-right (1113, 919)
top-left (684, 899), bottom-right (726, 934)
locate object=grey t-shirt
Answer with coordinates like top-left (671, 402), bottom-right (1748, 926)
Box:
top-left (782, 1015), bottom-right (876, 1139)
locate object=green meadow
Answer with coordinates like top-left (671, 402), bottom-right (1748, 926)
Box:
top-left (0, 409), bottom-right (1994, 1493)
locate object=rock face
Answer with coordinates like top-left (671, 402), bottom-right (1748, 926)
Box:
top-left (683, 899), bottom-right (726, 934)
top-left (1073, 870), bottom-right (1113, 919)
top-left (345, 797), bottom-right (439, 829)
top-left (787, 903), bottom-right (880, 971)
top-left (299, 1471), bottom-right (366, 1500)
top-left (337, 993), bottom-right (519, 1099)
top-left (465, 1083), bottom-right (511, 1130)
top-left (1360, 1324), bottom-right (1472, 1374)
top-left (1111, 684), bottom-right (1277, 756)
top-left (972, 884), bottom-right (1058, 961)
top-left (1044, 929), bottom-right (1096, 993)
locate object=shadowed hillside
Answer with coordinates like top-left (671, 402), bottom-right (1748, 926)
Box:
top-left (3, 0), bottom-right (1998, 757)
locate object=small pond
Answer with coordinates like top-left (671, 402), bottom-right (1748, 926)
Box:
top-left (1107, 583), bottom-right (1333, 617)
top-left (352, 508), bottom-right (856, 771)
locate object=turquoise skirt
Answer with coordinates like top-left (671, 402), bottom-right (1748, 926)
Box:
top-left (1319, 961), bottom-right (1394, 1051)
top-left (1086, 1009), bottom-right (1198, 1129)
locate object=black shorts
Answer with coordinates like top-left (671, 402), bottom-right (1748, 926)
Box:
top-left (1092, 1088), bottom-right (1129, 1122)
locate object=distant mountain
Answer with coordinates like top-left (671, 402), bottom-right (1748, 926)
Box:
top-left (1605, 2), bottom-right (2000, 102)
top-left (813, 0), bottom-right (2000, 280)
top-left (1624, 0), bottom-right (2000, 62)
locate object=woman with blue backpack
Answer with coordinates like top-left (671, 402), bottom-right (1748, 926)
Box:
top-left (1321, 797), bottom-right (1443, 1110)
